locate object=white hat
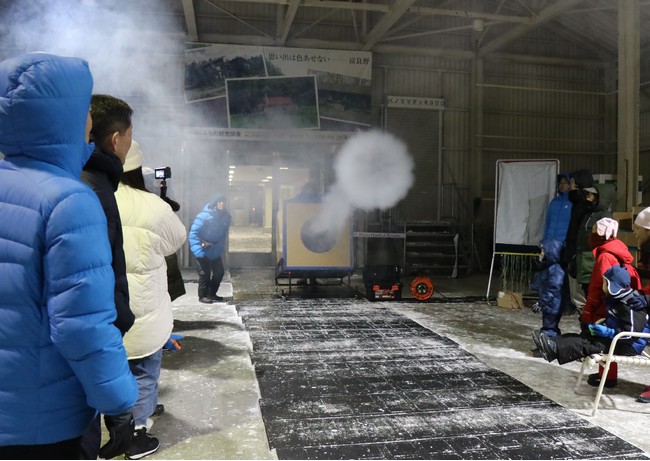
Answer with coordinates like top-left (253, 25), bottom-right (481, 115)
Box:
top-left (635, 207), bottom-right (650, 230)
top-left (123, 140), bottom-right (143, 172)
top-left (596, 217), bottom-right (618, 240)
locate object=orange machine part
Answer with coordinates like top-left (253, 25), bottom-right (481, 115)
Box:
top-left (410, 276), bottom-right (434, 301)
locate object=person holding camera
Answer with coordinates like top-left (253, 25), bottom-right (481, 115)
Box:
top-left (144, 166), bottom-right (186, 303)
top-left (0, 52), bottom-right (137, 460)
top-left (189, 196), bottom-right (232, 303)
top-left (116, 141), bottom-right (187, 459)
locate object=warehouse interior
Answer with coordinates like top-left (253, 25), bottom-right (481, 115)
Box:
top-left (3, 0), bottom-right (650, 458)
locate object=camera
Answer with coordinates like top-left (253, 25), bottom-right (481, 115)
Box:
top-left (155, 167), bottom-right (171, 180)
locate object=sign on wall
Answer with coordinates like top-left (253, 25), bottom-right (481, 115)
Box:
top-left (184, 43), bottom-right (372, 131)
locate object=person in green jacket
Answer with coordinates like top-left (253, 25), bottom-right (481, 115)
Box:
top-left (574, 183), bottom-right (615, 295)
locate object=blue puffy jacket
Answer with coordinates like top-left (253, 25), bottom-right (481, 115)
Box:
top-left (530, 239), bottom-right (565, 316)
top-left (189, 198), bottom-right (232, 260)
top-left (0, 53), bottom-right (137, 446)
top-left (543, 173), bottom-right (572, 241)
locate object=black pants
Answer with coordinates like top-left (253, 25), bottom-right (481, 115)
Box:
top-left (78, 414), bottom-right (101, 460)
top-left (0, 437), bottom-right (81, 460)
top-left (196, 256), bottom-right (224, 298)
top-left (554, 332), bottom-right (637, 365)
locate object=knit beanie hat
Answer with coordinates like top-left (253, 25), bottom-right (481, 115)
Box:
top-left (123, 140), bottom-right (143, 172)
top-left (634, 207), bottom-right (650, 230)
top-left (596, 217), bottom-right (618, 240)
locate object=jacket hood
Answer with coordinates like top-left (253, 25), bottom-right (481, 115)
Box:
top-left (540, 238), bottom-right (563, 264)
top-left (570, 169), bottom-right (594, 189)
top-left (594, 183), bottom-right (615, 212)
top-left (0, 52), bottom-right (94, 177)
top-left (206, 194), bottom-right (226, 210)
top-left (594, 238), bottom-right (635, 264)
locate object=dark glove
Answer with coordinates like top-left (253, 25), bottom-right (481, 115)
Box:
top-left (567, 256), bottom-right (577, 279)
top-left (99, 411), bottom-right (134, 459)
top-left (531, 302), bottom-right (542, 313)
top-left (588, 323), bottom-right (615, 339)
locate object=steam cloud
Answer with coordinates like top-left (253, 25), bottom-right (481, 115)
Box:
top-left (309, 130), bottom-right (414, 237)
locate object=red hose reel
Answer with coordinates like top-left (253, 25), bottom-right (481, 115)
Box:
top-left (410, 276), bottom-right (435, 301)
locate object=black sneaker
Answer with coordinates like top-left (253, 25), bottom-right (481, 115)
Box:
top-left (151, 404), bottom-right (165, 417)
top-left (531, 331), bottom-right (558, 362)
top-left (125, 428), bottom-right (160, 460)
top-left (587, 372), bottom-right (618, 388)
top-left (199, 297), bottom-right (213, 304)
top-left (209, 295), bottom-right (224, 302)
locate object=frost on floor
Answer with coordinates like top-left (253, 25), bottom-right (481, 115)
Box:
top-left (238, 298), bottom-right (648, 460)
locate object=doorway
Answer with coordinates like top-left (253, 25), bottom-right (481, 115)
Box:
top-left (227, 155), bottom-right (312, 268)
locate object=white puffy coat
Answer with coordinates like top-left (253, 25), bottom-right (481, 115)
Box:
top-left (116, 184), bottom-right (187, 359)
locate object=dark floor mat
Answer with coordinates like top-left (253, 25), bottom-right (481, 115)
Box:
top-left (237, 298), bottom-right (647, 460)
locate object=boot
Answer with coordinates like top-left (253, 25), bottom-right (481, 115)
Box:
top-left (587, 362), bottom-right (618, 388)
top-left (637, 385), bottom-right (650, 403)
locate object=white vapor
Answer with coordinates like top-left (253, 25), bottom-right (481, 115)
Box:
top-left (308, 130), bottom-right (414, 237)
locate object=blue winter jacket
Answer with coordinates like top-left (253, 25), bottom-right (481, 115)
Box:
top-left (543, 173), bottom-right (572, 241)
top-left (530, 239), bottom-right (565, 315)
top-left (0, 53), bottom-right (137, 446)
top-left (189, 198), bottom-right (232, 259)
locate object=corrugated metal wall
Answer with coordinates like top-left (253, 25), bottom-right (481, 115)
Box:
top-left (372, 47), bottom-right (617, 229)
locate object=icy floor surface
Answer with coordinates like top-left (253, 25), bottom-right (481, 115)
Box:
top-left (105, 269), bottom-right (650, 459)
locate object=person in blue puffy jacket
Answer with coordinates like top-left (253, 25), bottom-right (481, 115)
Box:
top-left (0, 52), bottom-right (138, 459)
top-left (189, 196), bottom-right (232, 303)
top-left (543, 173), bottom-right (572, 242)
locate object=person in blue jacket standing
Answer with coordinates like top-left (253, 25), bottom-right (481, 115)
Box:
top-left (0, 53), bottom-right (138, 459)
top-left (529, 174), bottom-right (573, 356)
top-left (543, 173), bottom-right (572, 242)
top-left (189, 196), bottom-right (232, 303)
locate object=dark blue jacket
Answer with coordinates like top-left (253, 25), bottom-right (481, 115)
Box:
top-left (543, 173), bottom-right (572, 242)
top-left (530, 239), bottom-right (565, 315)
top-left (0, 53), bottom-right (137, 445)
top-left (605, 290), bottom-right (650, 354)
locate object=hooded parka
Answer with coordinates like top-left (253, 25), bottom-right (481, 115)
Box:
top-left (0, 53), bottom-right (137, 446)
top-left (189, 197), bottom-right (231, 260)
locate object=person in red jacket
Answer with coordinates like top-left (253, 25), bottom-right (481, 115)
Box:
top-left (580, 217), bottom-right (642, 389)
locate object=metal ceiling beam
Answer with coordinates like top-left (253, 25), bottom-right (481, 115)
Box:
top-left (362, 0), bottom-right (417, 51)
top-left (303, 1), bottom-right (389, 13)
top-left (478, 0), bottom-right (586, 57)
top-left (278, 0), bottom-right (301, 44)
top-left (181, 0), bottom-right (199, 42)
top-left (407, 6), bottom-right (531, 24)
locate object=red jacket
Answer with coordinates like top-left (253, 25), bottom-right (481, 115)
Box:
top-left (581, 238), bottom-right (642, 324)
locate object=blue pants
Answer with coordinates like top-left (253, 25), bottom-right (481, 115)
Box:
top-left (541, 273), bottom-right (572, 337)
top-left (128, 348), bottom-right (163, 427)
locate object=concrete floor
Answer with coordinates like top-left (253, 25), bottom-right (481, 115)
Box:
top-left (109, 268), bottom-right (650, 459)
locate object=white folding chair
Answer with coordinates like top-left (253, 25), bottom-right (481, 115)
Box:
top-left (575, 331), bottom-right (650, 416)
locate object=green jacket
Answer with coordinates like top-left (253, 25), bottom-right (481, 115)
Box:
top-left (576, 183), bottom-right (615, 284)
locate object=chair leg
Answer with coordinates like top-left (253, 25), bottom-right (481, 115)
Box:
top-left (575, 357), bottom-right (589, 393)
top-left (592, 357), bottom-right (613, 416)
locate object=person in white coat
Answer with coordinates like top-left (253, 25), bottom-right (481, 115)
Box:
top-left (115, 141), bottom-right (187, 459)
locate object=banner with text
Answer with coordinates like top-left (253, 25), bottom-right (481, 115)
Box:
top-left (185, 43), bottom-right (372, 132)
